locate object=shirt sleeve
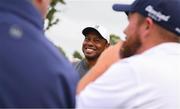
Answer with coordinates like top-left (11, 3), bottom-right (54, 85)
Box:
top-left (76, 60), bottom-right (139, 108)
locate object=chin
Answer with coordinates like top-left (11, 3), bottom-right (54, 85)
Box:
top-left (85, 55), bottom-right (98, 60)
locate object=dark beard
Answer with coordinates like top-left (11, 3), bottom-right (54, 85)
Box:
top-left (120, 36), bottom-right (142, 58)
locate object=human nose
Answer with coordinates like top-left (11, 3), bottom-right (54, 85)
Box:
top-left (123, 26), bottom-right (128, 35)
top-left (86, 40), bottom-right (94, 46)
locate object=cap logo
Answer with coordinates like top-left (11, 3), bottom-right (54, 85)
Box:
top-left (95, 25), bottom-right (100, 29)
top-left (145, 5), bottom-right (170, 22)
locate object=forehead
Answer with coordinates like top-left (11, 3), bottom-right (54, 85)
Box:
top-left (127, 13), bottom-right (143, 25)
top-left (128, 13), bottom-right (135, 20)
top-left (85, 31), bottom-right (107, 42)
top-left (128, 12), bottom-right (142, 20)
top-left (85, 31), bottom-right (102, 38)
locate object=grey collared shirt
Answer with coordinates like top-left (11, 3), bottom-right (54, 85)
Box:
top-left (73, 59), bottom-right (89, 79)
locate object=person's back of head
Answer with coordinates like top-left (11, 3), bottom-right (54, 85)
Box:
top-left (30, 0), bottom-right (51, 19)
top-left (0, 0), bottom-right (50, 19)
top-left (0, 0), bottom-right (47, 27)
top-left (0, 0), bottom-right (78, 108)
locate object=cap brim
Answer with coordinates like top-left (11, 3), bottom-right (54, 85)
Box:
top-left (82, 27), bottom-right (101, 37)
top-left (112, 4), bottom-right (131, 12)
top-left (82, 27), bottom-right (107, 41)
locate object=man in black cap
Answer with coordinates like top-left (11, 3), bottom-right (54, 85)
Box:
top-left (74, 25), bottom-right (110, 79)
top-left (76, 0), bottom-right (180, 108)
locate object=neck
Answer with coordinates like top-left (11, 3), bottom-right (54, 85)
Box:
top-left (85, 58), bottom-right (97, 69)
top-left (137, 35), bottom-right (179, 54)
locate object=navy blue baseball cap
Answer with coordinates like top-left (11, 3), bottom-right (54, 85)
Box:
top-left (113, 0), bottom-right (180, 36)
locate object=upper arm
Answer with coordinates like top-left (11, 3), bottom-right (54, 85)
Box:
top-left (76, 61), bottom-right (138, 108)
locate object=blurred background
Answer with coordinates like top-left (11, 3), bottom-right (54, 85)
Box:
top-left (45, 0), bottom-right (134, 61)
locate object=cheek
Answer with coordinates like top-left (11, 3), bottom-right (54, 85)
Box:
top-left (124, 24), bottom-right (133, 36)
top-left (82, 41), bottom-right (87, 48)
top-left (127, 25), bottom-right (139, 38)
top-left (96, 43), bottom-right (106, 51)
top-left (82, 40), bottom-right (87, 46)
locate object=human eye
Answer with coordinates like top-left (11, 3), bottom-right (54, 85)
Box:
top-left (94, 38), bottom-right (101, 43)
top-left (84, 37), bottom-right (89, 41)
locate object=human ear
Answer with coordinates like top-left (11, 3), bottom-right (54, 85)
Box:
top-left (145, 17), bottom-right (153, 30)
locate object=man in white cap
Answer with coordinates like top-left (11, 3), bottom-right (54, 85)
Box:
top-left (74, 25), bottom-right (110, 79)
top-left (76, 0), bottom-right (180, 108)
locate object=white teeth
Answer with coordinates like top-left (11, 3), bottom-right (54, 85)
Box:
top-left (86, 48), bottom-right (94, 52)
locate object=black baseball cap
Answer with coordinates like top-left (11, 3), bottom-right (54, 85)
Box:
top-left (113, 0), bottom-right (180, 36)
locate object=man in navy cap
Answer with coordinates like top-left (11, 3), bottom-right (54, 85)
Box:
top-left (76, 0), bottom-right (180, 108)
top-left (0, 0), bottom-right (78, 108)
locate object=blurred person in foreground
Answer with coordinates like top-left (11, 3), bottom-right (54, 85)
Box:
top-left (76, 0), bottom-right (180, 108)
top-left (73, 25), bottom-right (109, 79)
top-left (0, 0), bottom-right (78, 108)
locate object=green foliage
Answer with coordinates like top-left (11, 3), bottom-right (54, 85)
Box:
top-left (46, 0), bottom-right (69, 59)
top-left (46, 2), bottom-right (122, 60)
top-left (46, 0), bottom-right (66, 30)
top-left (56, 45), bottom-right (67, 58)
top-left (110, 34), bottom-right (121, 45)
top-left (73, 51), bottom-right (83, 60)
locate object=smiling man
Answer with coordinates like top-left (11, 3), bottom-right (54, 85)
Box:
top-left (74, 25), bottom-right (110, 79)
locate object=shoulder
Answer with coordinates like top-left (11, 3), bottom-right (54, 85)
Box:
top-left (72, 59), bottom-right (86, 68)
top-left (72, 60), bottom-right (81, 66)
top-left (77, 59), bottom-right (138, 108)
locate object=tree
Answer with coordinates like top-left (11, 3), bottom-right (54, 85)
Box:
top-left (110, 34), bottom-right (121, 45)
top-left (46, 0), bottom-right (66, 30)
top-left (55, 45), bottom-right (67, 58)
top-left (46, 2), bottom-right (121, 60)
top-left (46, 0), bottom-right (68, 59)
top-left (73, 51), bottom-right (83, 60)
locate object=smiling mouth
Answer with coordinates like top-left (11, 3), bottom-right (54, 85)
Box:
top-left (85, 48), bottom-right (96, 53)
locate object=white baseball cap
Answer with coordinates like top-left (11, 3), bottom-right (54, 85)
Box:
top-left (82, 25), bottom-right (109, 42)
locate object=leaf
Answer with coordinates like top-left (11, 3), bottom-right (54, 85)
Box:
top-left (45, 0), bottom-right (66, 30)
